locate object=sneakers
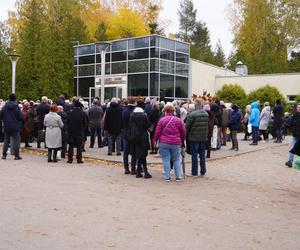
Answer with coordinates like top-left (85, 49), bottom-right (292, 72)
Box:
top-left (285, 161), bottom-right (293, 168)
top-left (2, 155), bottom-right (6, 160)
top-left (14, 156), bottom-right (22, 160)
top-left (249, 143), bottom-right (258, 145)
top-left (175, 178), bottom-right (181, 182)
top-left (165, 178), bottom-right (171, 182)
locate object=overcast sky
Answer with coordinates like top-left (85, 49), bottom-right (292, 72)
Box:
top-left (0, 0), bottom-right (234, 56)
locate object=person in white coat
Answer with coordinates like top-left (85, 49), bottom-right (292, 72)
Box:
top-left (44, 104), bottom-right (64, 162)
top-left (259, 102), bottom-right (271, 141)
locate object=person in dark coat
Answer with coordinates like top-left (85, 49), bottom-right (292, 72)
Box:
top-left (56, 95), bottom-right (71, 113)
top-left (203, 104), bottom-right (215, 158)
top-left (273, 99), bottom-right (284, 143)
top-left (148, 104), bottom-right (161, 154)
top-left (88, 100), bottom-right (103, 148)
top-left (21, 101), bottom-right (34, 148)
top-left (228, 105), bottom-right (242, 151)
top-left (58, 105), bottom-right (68, 159)
top-left (128, 107), bottom-right (152, 178)
top-left (122, 97), bottom-right (136, 174)
top-left (1, 94), bottom-right (24, 160)
top-left (103, 98), bottom-right (123, 155)
top-left (67, 100), bottom-right (86, 163)
top-left (36, 96), bottom-right (50, 148)
top-left (210, 101), bottom-right (222, 150)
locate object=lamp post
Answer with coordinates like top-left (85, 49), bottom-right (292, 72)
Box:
top-left (7, 51), bottom-right (21, 94)
top-left (71, 41), bottom-right (80, 96)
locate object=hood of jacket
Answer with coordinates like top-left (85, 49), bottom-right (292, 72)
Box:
top-left (5, 101), bottom-right (18, 110)
top-left (110, 102), bottom-right (119, 108)
top-left (251, 101), bottom-right (259, 110)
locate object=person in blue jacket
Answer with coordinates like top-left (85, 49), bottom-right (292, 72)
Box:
top-left (249, 101), bottom-right (261, 145)
top-left (228, 104), bottom-right (242, 151)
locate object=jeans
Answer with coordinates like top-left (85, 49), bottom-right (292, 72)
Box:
top-left (90, 127), bottom-right (102, 147)
top-left (108, 134), bottom-right (121, 154)
top-left (289, 136), bottom-right (299, 162)
top-left (221, 127), bottom-right (227, 145)
top-left (159, 143), bottom-right (181, 179)
top-left (230, 130), bottom-right (238, 149)
top-left (3, 131), bottom-right (21, 157)
top-left (276, 128), bottom-right (282, 141)
top-left (191, 142), bottom-right (206, 176)
top-left (252, 126), bottom-right (259, 144)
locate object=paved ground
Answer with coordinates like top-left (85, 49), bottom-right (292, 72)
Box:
top-left (0, 141), bottom-right (299, 250)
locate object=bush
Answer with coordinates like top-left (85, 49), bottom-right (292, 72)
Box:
top-left (215, 84), bottom-right (247, 108)
top-left (295, 95), bottom-right (300, 104)
top-left (247, 85), bottom-right (286, 109)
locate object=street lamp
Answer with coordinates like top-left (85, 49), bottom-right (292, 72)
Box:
top-left (95, 42), bottom-right (111, 104)
top-left (7, 50), bottom-right (21, 94)
top-left (71, 41), bottom-right (80, 97)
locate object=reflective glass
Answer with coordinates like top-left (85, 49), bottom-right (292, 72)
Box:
top-left (128, 60), bottom-right (148, 73)
top-left (161, 38), bottom-right (175, 51)
top-left (128, 74), bottom-right (148, 96)
top-left (176, 63), bottom-right (189, 76)
top-left (128, 37), bottom-right (149, 49)
top-left (160, 60), bottom-right (174, 74)
top-left (176, 42), bottom-right (189, 54)
top-left (78, 45), bottom-right (95, 55)
top-left (150, 36), bottom-right (159, 46)
top-left (112, 52), bottom-right (127, 62)
top-left (150, 48), bottom-right (159, 58)
top-left (96, 64), bottom-right (101, 75)
top-left (150, 73), bottom-right (159, 96)
top-left (176, 53), bottom-right (189, 63)
top-left (128, 49), bottom-right (149, 60)
top-left (96, 44), bottom-right (111, 53)
top-left (150, 59), bottom-right (159, 72)
top-left (96, 54), bottom-right (111, 63)
top-left (79, 55), bottom-right (95, 65)
top-left (79, 65), bottom-right (95, 76)
top-left (111, 62), bottom-right (126, 74)
top-left (160, 50), bottom-right (175, 61)
top-left (175, 76), bottom-right (188, 98)
top-left (112, 40), bottom-right (127, 51)
top-left (160, 74), bottom-right (174, 97)
top-left (78, 77), bottom-right (95, 97)
top-left (106, 63), bottom-right (111, 75)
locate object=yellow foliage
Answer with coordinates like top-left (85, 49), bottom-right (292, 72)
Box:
top-left (106, 8), bottom-right (150, 40)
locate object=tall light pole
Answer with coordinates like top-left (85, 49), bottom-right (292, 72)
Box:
top-left (7, 51), bottom-right (21, 94)
top-left (72, 41), bottom-right (80, 96)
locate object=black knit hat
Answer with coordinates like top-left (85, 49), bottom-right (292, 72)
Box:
top-left (9, 94), bottom-right (16, 101)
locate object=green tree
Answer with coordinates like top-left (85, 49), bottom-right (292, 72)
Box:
top-left (213, 40), bottom-right (226, 67)
top-left (288, 51), bottom-right (300, 73)
top-left (215, 84), bottom-right (247, 108)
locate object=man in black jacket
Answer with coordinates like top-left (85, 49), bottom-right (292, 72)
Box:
top-left (36, 96), bottom-right (50, 148)
top-left (1, 94), bottom-right (24, 160)
top-left (88, 100), bottom-right (103, 148)
top-left (273, 99), bottom-right (284, 143)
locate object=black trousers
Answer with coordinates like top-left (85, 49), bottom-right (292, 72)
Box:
top-left (68, 143), bottom-right (82, 162)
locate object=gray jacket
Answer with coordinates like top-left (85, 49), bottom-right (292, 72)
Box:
top-left (259, 106), bottom-right (271, 130)
top-left (44, 112), bottom-right (64, 148)
top-left (88, 105), bottom-right (103, 129)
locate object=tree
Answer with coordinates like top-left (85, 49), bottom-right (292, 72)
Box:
top-left (215, 84), bottom-right (247, 109)
top-left (230, 0), bottom-right (300, 74)
top-left (288, 51), bottom-right (300, 73)
top-left (213, 40), bottom-right (226, 67)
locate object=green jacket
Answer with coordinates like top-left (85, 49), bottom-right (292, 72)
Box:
top-left (185, 108), bottom-right (209, 142)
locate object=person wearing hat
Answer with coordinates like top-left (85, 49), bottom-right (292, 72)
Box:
top-left (1, 94), bottom-right (24, 160)
top-left (228, 104), bottom-right (242, 151)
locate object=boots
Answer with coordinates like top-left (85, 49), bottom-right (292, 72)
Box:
top-left (53, 149), bottom-right (58, 163)
top-left (48, 149), bottom-right (52, 162)
top-left (124, 164), bottom-right (130, 174)
top-left (143, 166), bottom-right (152, 179)
top-left (136, 166), bottom-right (143, 178)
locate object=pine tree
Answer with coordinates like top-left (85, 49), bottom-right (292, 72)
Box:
top-left (213, 40), bottom-right (226, 67)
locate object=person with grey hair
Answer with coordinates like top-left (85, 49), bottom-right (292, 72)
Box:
top-left (185, 98), bottom-right (209, 177)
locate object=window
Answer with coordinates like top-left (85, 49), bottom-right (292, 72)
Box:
top-left (78, 77), bottom-right (95, 97)
top-left (176, 53), bottom-right (189, 63)
top-left (161, 37), bottom-right (175, 51)
top-left (96, 64), bottom-right (101, 75)
top-left (160, 74), bottom-right (174, 97)
top-left (79, 65), bottom-right (94, 76)
top-left (160, 50), bottom-right (175, 61)
top-left (96, 44), bottom-right (111, 53)
top-left (128, 60), bottom-right (148, 73)
top-left (96, 54), bottom-right (111, 63)
top-left (79, 55), bottom-right (95, 65)
top-left (288, 95), bottom-right (297, 102)
top-left (112, 40), bottom-right (127, 51)
top-left (128, 74), bottom-right (148, 96)
top-left (111, 62), bottom-right (126, 74)
top-left (150, 36), bottom-right (159, 47)
top-left (78, 45), bottom-right (95, 55)
top-left (150, 59), bottom-right (159, 72)
top-left (160, 60), bottom-right (174, 74)
top-left (128, 49), bottom-right (149, 60)
top-left (176, 42), bottom-right (189, 54)
top-left (96, 64), bottom-right (111, 75)
top-left (112, 52), bottom-right (127, 62)
top-left (150, 73), bottom-right (159, 96)
top-left (150, 48), bottom-right (159, 58)
top-left (128, 37), bottom-right (149, 49)
top-left (176, 63), bottom-right (189, 76)
top-left (175, 76), bottom-right (188, 98)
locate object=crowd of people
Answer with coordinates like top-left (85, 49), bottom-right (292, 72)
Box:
top-left (0, 93), bottom-right (299, 181)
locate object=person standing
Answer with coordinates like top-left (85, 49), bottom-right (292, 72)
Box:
top-left (67, 100), bottom-right (86, 164)
top-left (273, 99), bottom-right (284, 143)
top-left (44, 104), bottom-right (64, 162)
top-left (285, 103), bottom-right (300, 167)
top-left (249, 101), bottom-right (260, 145)
top-left (185, 99), bottom-right (209, 177)
top-left (259, 102), bottom-right (271, 141)
top-left (1, 94), bottom-right (24, 160)
top-left (228, 105), bottom-right (242, 151)
top-left (21, 101), bottom-right (34, 148)
top-left (36, 96), bottom-right (50, 148)
top-left (57, 105), bottom-right (68, 159)
top-left (88, 100), bottom-right (103, 148)
top-left (220, 101), bottom-right (229, 146)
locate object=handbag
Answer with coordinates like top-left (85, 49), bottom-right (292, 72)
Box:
top-left (247, 123), bottom-right (252, 134)
top-left (211, 125), bottom-right (218, 149)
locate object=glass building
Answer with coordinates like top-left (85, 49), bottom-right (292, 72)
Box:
top-left (74, 35), bottom-right (190, 101)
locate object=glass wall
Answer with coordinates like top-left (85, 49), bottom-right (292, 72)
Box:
top-left (74, 35), bottom-right (190, 99)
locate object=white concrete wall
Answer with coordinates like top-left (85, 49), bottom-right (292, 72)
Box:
top-left (215, 73), bottom-right (300, 100)
top-left (190, 59), bottom-right (238, 96)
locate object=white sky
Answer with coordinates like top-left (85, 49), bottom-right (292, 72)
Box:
top-left (0, 0), bottom-right (234, 56)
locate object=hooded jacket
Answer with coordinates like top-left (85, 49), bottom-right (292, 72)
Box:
top-left (249, 102), bottom-right (260, 127)
top-left (259, 106), bottom-right (271, 130)
top-left (0, 101), bottom-right (24, 133)
top-left (103, 102), bottom-right (123, 135)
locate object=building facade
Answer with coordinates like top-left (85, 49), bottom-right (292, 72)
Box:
top-left (74, 35), bottom-right (190, 101)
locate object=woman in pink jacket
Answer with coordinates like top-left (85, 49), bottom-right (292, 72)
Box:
top-left (153, 103), bottom-right (186, 182)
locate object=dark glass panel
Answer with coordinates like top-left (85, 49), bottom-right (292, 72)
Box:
top-left (79, 55), bottom-right (95, 65)
top-left (78, 77), bottom-right (95, 97)
top-left (111, 62), bottom-right (126, 74)
top-left (96, 64), bottom-right (101, 75)
top-left (74, 57), bottom-right (78, 65)
top-left (176, 53), bottom-right (189, 63)
top-left (128, 49), bottom-right (149, 60)
top-left (175, 76), bottom-right (188, 98)
top-left (112, 40), bottom-right (127, 51)
top-left (106, 63), bottom-right (111, 75)
top-left (96, 53), bottom-right (111, 63)
top-left (78, 65), bottom-right (94, 76)
top-left (150, 73), bottom-right (159, 96)
top-left (160, 50), bottom-right (175, 61)
top-left (96, 44), bottom-right (111, 53)
top-left (160, 60), bottom-right (174, 74)
top-left (73, 78), bottom-right (77, 96)
top-left (176, 42), bottom-right (189, 54)
top-left (176, 63), bottom-right (189, 76)
top-left (128, 60), bottom-right (148, 73)
top-left (128, 37), bottom-right (149, 49)
top-left (160, 74), bottom-right (174, 98)
top-left (128, 74), bottom-right (148, 96)
top-left (160, 37), bottom-right (175, 51)
top-left (112, 51), bottom-right (127, 62)
top-left (150, 59), bottom-right (159, 72)
top-left (150, 36), bottom-right (159, 46)
top-left (78, 45), bottom-right (95, 55)
top-left (150, 48), bottom-right (159, 58)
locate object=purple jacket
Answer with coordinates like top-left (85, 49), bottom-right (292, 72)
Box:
top-left (153, 114), bottom-right (186, 145)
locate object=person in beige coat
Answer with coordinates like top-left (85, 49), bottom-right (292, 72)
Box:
top-left (44, 104), bottom-right (64, 162)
